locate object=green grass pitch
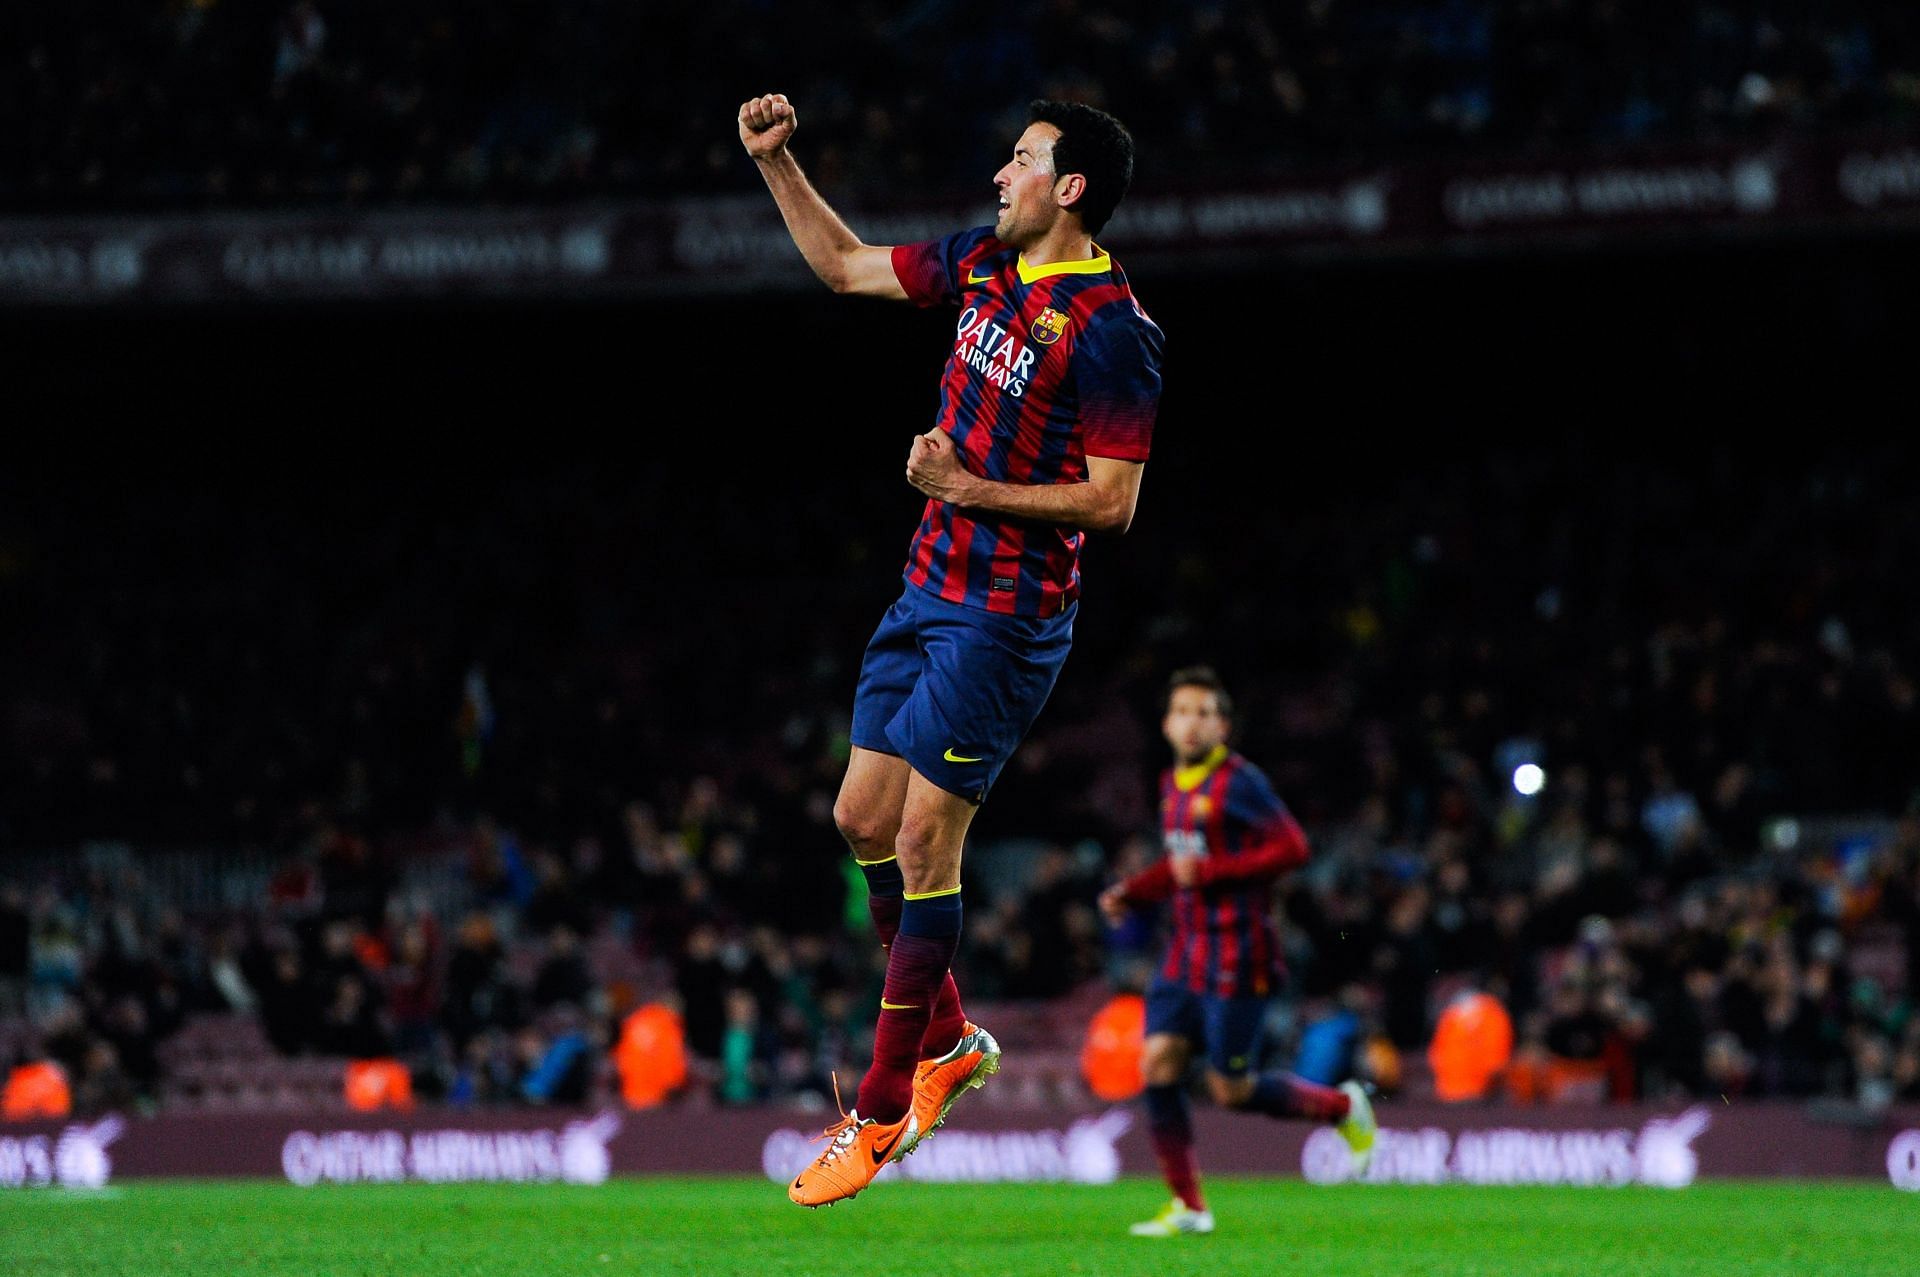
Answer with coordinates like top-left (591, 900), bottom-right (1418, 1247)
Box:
top-left (2, 1177), bottom-right (1914, 1276)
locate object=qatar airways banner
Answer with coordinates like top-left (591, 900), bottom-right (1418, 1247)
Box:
top-left (3, 136), bottom-right (1918, 304)
top-left (3, 1103), bottom-right (1916, 1189)
top-left (1300, 1107), bottom-right (1717, 1187)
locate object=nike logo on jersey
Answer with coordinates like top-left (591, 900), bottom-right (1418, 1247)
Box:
top-left (944, 748), bottom-right (984, 763)
top-left (966, 268), bottom-right (994, 284)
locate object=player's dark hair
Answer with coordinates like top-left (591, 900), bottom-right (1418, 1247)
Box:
top-left (1166, 665), bottom-right (1233, 719)
top-left (1027, 99), bottom-right (1134, 235)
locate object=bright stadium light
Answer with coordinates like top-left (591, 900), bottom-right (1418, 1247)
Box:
top-left (1512, 764), bottom-right (1545, 796)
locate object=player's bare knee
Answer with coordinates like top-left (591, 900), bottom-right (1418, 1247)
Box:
top-left (892, 819), bottom-right (961, 893)
top-left (1144, 1058), bottom-right (1184, 1087)
top-left (833, 798), bottom-right (895, 859)
top-left (1141, 1037), bottom-right (1187, 1086)
top-left (892, 817), bottom-right (934, 864)
top-left (1206, 1071), bottom-right (1255, 1108)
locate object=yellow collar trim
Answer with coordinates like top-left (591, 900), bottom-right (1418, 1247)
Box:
top-left (1174, 744), bottom-right (1230, 792)
top-left (1015, 246), bottom-right (1110, 285)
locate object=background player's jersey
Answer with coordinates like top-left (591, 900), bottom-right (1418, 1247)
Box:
top-left (891, 227), bottom-right (1163, 618)
top-left (1129, 746), bottom-right (1309, 998)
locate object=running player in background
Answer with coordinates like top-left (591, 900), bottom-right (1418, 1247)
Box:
top-left (738, 92), bottom-right (1164, 1208)
top-left (1099, 666), bottom-right (1376, 1237)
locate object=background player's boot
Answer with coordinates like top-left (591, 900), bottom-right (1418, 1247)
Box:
top-left (787, 1105), bottom-right (917, 1207)
top-left (903, 1021), bottom-right (1001, 1156)
top-left (1336, 1080), bottom-right (1376, 1175)
top-left (1128, 1199), bottom-right (1215, 1237)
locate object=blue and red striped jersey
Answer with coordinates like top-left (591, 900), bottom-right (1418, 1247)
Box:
top-left (890, 226), bottom-right (1163, 618)
top-left (1122, 746), bottom-right (1309, 998)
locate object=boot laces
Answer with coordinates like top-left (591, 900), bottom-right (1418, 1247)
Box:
top-left (809, 1072), bottom-right (865, 1167)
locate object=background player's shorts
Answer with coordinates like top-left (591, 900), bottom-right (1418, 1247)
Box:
top-left (1145, 977), bottom-right (1268, 1077)
top-left (850, 581), bottom-right (1073, 804)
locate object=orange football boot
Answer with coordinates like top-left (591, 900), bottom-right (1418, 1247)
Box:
top-left (901, 1021), bottom-right (1001, 1158)
top-left (787, 1078), bottom-right (917, 1208)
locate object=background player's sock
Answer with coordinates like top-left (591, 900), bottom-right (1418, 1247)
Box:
top-left (857, 857), bottom-right (966, 1056)
top-left (1243, 1071), bottom-right (1351, 1121)
top-left (1144, 1082), bottom-right (1205, 1212)
top-left (856, 890), bottom-right (962, 1122)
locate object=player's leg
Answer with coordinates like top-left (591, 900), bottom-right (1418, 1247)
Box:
top-left (855, 767), bottom-right (978, 1125)
top-left (832, 745), bottom-right (966, 1056)
top-left (790, 768), bottom-right (990, 1205)
top-left (1130, 982), bottom-right (1214, 1237)
top-left (1201, 992), bottom-right (1345, 1117)
top-left (883, 594), bottom-right (1070, 1143)
top-left (1201, 996), bottom-right (1377, 1173)
top-left (790, 593), bottom-right (961, 1208)
top-left (1205, 1064), bottom-right (1347, 1116)
top-left (1205, 1067), bottom-right (1375, 1174)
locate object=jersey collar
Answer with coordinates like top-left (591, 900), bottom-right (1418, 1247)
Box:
top-left (1173, 744), bottom-right (1230, 792)
top-left (1015, 246), bottom-right (1111, 286)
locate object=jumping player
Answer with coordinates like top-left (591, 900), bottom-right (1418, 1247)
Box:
top-left (737, 92), bottom-right (1164, 1208)
top-left (1099, 667), bottom-right (1376, 1236)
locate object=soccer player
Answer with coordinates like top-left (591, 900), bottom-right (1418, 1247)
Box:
top-left (737, 92), bottom-right (1164, 1208)
top-left (1098, 667), bottom-right (1376, 1237)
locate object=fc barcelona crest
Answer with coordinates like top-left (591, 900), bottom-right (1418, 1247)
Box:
top-left (1189, 795), bottom-right (1213, 821)
top-left (1030, 307), bottom-right (1069, 345)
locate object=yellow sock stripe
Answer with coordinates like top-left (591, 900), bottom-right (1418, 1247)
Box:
top-left (903, 885), bottom-right (962, 900)
top-left (852, 854), bottom-right (897, 866)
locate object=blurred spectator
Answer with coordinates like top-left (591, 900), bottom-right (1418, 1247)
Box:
top-left (3, 1058), bottom-right (71, 1119)
top-left (614, 999), bottom-right (688, 1109)
top-left (1080, 991), bottom-right (1146, 1102)
top-left (344, 1057), bottom-right (413, 1111)
top-left (532, 926), bottom-right (592, 1012)
top-left (252, 947), bottom-right (312, 1055)
top-left (314, 975), bottom-right (390, 1058)
top-left (1427, 989), bottom-right (1513, 1102)
top-left (718, 988), bottom-right (770, 1106)
top-left (386, 918), bottom-right (440, 1055)
top-left (441, 913), bottom-right (522, 1054)
top-left (518, 1011), bottom-right (595, 1105)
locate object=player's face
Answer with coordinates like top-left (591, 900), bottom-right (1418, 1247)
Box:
top-left (993, 123), bottom-right (1066, 247)
top-left (1163, 686), bottom-right (1229, 763)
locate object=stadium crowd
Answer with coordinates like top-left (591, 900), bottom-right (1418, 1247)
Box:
top-left (9, 1), bottom-right (1920, 211)
top-left (3, 445), bottom-right (1917, 1117)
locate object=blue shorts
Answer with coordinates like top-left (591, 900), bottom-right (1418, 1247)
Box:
top-left (1145, 978), bottom-right (1269, 1077)
top-left (849, 581), bottom-right (1074, 804)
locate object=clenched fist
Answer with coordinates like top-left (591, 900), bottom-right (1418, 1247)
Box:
top-left (738, 93), bottom-right (796, 160)
top-left (906, 430), bottom-right (975, 505)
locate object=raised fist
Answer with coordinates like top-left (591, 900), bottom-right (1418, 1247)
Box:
top-left (739, 94), bottom-right (796, 159)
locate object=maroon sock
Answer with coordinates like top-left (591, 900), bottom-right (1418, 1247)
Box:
top-left (855, 926), bottom-right (960, 1122)
top-left (867, 894), bottom-right (967, 1057)
top-left (1246, 1071), bottom-right (1350, 1121)
top-left (1145, 1083), bottom-right (1204, 1210)
top-left (1150, 1133), bottom-right (1205, 1213)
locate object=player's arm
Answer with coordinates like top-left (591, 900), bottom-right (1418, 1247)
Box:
top-left (906, 440), bottom-right (1145, 535)
top-left (1190, 772), bottom-right (1309, 887)
top-left (738, 93), bottom-right (906, 300)
top-left (1190, 810), bottom-right (1309, 886)
top-left (1098, 857), bottom-right (1177, 923)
